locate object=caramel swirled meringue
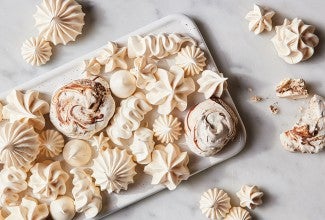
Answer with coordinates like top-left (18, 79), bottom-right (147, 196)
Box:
top-left (50, 77), bottom-right (115, 140)
top-left (153, 114), bottom-right (182, 144)
top-left (245, 4), bottom-right (275, 34)
top-left (63, 139), bottom-right (92, 167)
top-left (130, 57), bottom-right (157, 89)
top-left (175, 45), bottom-right (206, 76)
top-left (129, 127), bottom-right (155, 164)
top-left (185, 98), bottom-right (238, 157)
top-left (21, 36), bottom-right (52, 66)
top-left (236, 185), bottom-right (264, 210)
top-left (39, 130), bottom-right (65, 158)
top-left (275, 78), bottom-right (308, 99)
top-left (197, 70), bottom-right (228, 99)
top-left (224, 207), bottom-right (251, 220)
top-left (50, 196), bottom-right (75, 220)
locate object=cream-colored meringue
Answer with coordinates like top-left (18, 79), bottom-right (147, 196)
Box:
top-left (0, 102), bottom-right (3, 122)
top-left (198, 70), bottom-right (228, 99)
top-left (0, 121), bottom-right (40, 168)
top-left (276, 78), bottom-right (308, 99)
top-left (224, 207), bottom-right (251, 220)
top-left (130, 57), bottom-right (157, 89)
top-left (280, 95), bottom-right (324, 153)
top-left (245, 4), bottom-right (275, 34)
top-left (107, 92), bottom-right (152, 145)
top-left (91, 147), bottom-right (137, 194)
top-left (199, 188), bottom-right (231, 220)
top-left (50, 77), bottom-right (115, 140)
top-left (153, 114), bottom-right (182, 143)
top-left (63, 139), bottom-right (92, 167)
top-left (109, 70), bottom-right (136, 98)
top-left (50, 196), bottom-right (75, 220)
top-left (4, 206), bottom-right (27, 220)
top-left (21, 36), bottom-right (52, 66)
top-left (146, 66), bottom-right (195, 115)
top-left (34, 0), bottom-right (85, 45)
top-left (20, 196), bottom-right (49, 220)
top-left (271, 18), bottom-right (319, 64)
top-left (96, 41), bottom-right (128, 72)
top-left (90, 132), bottom-right (110, 151)
top-left (39, 130), bottom-right (65, 158)
top-left (71, 168), bottom-right (102, 218)
top-left (175, 45), bottom-right (206, 76)
top-left (129, 127), bottom-right (155, 164)
top-left (236, 185), bottom-right (263, 210)
top-left (144, 143), bottom-right (190, 190)
top-left (83, 58), bottom-right (101, 77)
top-left (3, 90), bottom-right (49, 130)
top-left (185, 99), bottom-right (238, 157)
top-left (128, 33), bottom-right (196, 59)
top-left (28, 161), bottom-right (69, 201)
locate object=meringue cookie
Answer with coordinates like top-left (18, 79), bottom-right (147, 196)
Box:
top-left (236, 185), bottom-right (263, 210)
top-left (197, 70), bottom-right (228, 99)
top-left (0, 101), bottom-right (3, 122)
top-left (21, 36), bottom-right (52, 66)
top-left (83, 58), bottom-right (101, 77)
top-left (3, 90), bottom-right (49, 130)
top-left (271, 18), bottom-right (319, 64)
top-left (4, 206), bottom-right (27, 220)
top-left (199, 188), bottom-right (231, 220)
top-left (39, 130), bottom-right (65, 158)
top-left (34, 0), bottom-right (85, 45)
top-left (129, 127), bottom-right (155, 164)
top-left (175, 45), bottom-right (206, 76)
top-left (130, 57), bottom-right (157, 89)
top-left (90, 132), bottom-right (110, 151)
top-left (185, 98), bottom-right (238, 157)
top-left (146, 66), bottom-right (195, 115)
top-left (153, 114), bottom-right (182, 143)
top-left (276, 78), bottom-right (308, 99)
top-left (245, 4), bottom-right (275, 34)
top-left (50, 77), bottom-right (115, 140)
top-left (50, 196), bottom-right (75, 220)
top-left (109, 70), bottom-right (136, 98)
top-left (63, 139), bottom-right (92, 167)
top-left (224, 207), bottom-right (251, 220)
top-left (91, 147), bottom-right (137, 193)
top-left (20, 196), bottom-right (49, 220)
top-left (144, 143), bottom-right (190, 190)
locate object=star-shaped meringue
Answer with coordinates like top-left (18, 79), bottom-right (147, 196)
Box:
top-left (245, 4), bottom-right (275, 34)
top-left (96, 41), bottom-right (127, 72)
top-left (90, 132), bottom-right (110, 151)
top-left (130, 57), bottom-right (157, 89)
top-left (83, 58), bottom-right (101, 77)
top-left (197, 70), bottom-right (228, 99)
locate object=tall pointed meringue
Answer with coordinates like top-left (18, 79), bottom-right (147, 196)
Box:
top-left (224, 207), bottom-right (251, 220)
top-left (39, 130), bottom-right (65, 158)
top-left (153, 114), bottom-right (182, 143)
top-left (175, 45), bottom-right (206, 76)
top-left (197, 70), bottom-right (228, 99)
top-left (236, 185), bottom-right (264, 210)
top-left (129, 127), bottom-right (155, 164)
top-left (21, 36), bottom-right (52, 66)
top-left (245, 4), bottom-right (275, 34)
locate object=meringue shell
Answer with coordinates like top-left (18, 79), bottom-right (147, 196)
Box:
top-left (197, 70), bottom-right (228, 99)
top-left (20, 196), bottom-right (49, 220)
top-left (245, 4), bottom-right (275, 34)
top-left (224, 207), bottom-right (251, 220)
top-left (130, 56), bottom-right (157, 89)
top-left (109, 70), bottom-right (136, 98)
top-left (153, 114), bottom-right (182, 143)
top-left (39, 130), bottom-right (65, 158)
top-left (175, 45), bottom-right (206, 76)
top-left (90, 132), bottom-right (110, 151)
top-left (50, 196), bottom-right (75, 220)
top-left (21, 36), bottom-right (52, 66)
top-left (129, 127), bottom-right (155, 164)
top-left (236, 185), bottom-right (264, 210)
top-left (63, 139), bottom-right (92, 167)
top-left (83, 58), bottom-right (101, 77)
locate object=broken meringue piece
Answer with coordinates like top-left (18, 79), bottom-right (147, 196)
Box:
top-left (153, 114), bottom-right (182, 143)
top-left (39, 130), bottom-right (65, 158)
top-left (90, 132), bottom-right (110, 151)
top-left (245, 4), bottom-right (275, 34)
top-left (236, 185), bottom-right (264, 210)
top-left (21, 36), bottom-right (52, 66)
top-left (50, 196), bottom-right (75, 220)
top-left (63, 139), bottom-right (92, 167)
top-left (109, 70), bottom-right (136, 98)
top-left (129, 127), bottom-right (155, 164)
top-left (276, 78), bottom-right (308, 99)
top-left (175, 45), bottom-right (206, 76)
top-left (197, 70), bottom-right (228, 99)
top-left (130, 57), bottom-right (157, 89)
top-left (224, 207), bottom-right (251, 220)
top-left (83, 58), bottom-right (101, 77)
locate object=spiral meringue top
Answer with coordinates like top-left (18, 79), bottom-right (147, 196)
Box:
top-left (130, 57), bottom-right (157, 89)
top-left (129, 127), bottom-right (155, 164)
top-left (245, 4), bottom-right (275, 34)
top-left (21, 36), bottom-right (52, 66)
top-left (39, 130), bottom-right (65, 158)
top-left (153, 114), bottom-right (182, 143)
top-left (63, 139), bottom-right (92, 167)
top-left (175, 45), bottom-right (206, 76)
top-left (224, 207), bottom-right (252, 220)
top-left (197, 70), bottom-right (228, 99)
top-left (236, 185), bottom-right (264, 210)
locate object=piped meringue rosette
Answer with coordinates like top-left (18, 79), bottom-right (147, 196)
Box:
top-left (185, 98), bottom-right (238, 157)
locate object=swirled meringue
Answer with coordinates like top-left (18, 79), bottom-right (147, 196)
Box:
top-left (0, 121), bottom-right (40, 168)
top-left (34, 0), bottom-right (85, 45)
top-left (50, 77), bottom-right (115, 140)
top-left (21, 36), bottom-right (52, 66)
top-left (90, 132), bottom-right (110, 151)
top-left (13, 196), bottom-right (49, 220)
top-left (175, 45), bottom-right (206, 76)
top-left (271, 18), bottom-right (319, 64)
top-left (146, 66), bottom-right (195, 115)
top-left (199, 188), bottom-right (231, 220)
top-left (128, 33), bottom-right (196, 59)
top-left (130, 57), bottom-right (157, 89)
top-left (3, 90), bottom-right (49, 130)
top-left (71, 168), bottom-right (102, 218)
top-left (63, 139), bottom-right (92, 167)
top-left (129, 127), bottom-right (155, 164)
top-left (276, 78), bottom-right (308, 99)
top-left (28, 161), bottom-right (69, 201)
top-left (197, 70), bottom-right (228, 99)
top-left (245, 4), bottom-right (275, 34)
top-left (83, 58), bottom-right (101, 77)
top-left (236, 185), bottom-right (263, 210)
top-left (107, 92), bottom-right (152, 145)
top-left (96, 41), bottom-right (128, 72)
top-left (144, 143), bottom-right (190, 190)
top-left (109, 70), bottom-right (136, 98)
top-left (224, 207), bottom-right (251, 220)
top-left (153, 114), bottom-right (182, 143)
top-left (39, 130), bottom-right (64, 158)
top-left (50, 196), bottom-right (75, 220)
top-left (91, 147), bottom-right (137, 193)
top-left (185, 98), bottom-right (238, 157)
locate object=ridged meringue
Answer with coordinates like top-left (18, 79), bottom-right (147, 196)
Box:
top-left (130, 57), bottom-right (157, 89)
top-left (96, 41), bottom-right (128, 72)
top-left (153, 114), bottom-right (182, 143)
top-left (83, 58), bottom-right (101, 77)
top-left (245, 4), bottom-right (275, 34)
top-left (39, 130), bottom-right (64, 158)
top-left (276, 78), bottom-right (308, 99)
top-left (11, 196), bottom-right (49, 220)
top-left (129, 127), bottom-right (155, 164)
top-left (128, 33), bottom-right (196, 59)
top-left (34, 0), bottom-right (85, 45)
top-left (198, 70), bottom-right (228, 99)
top-left (0, 121), bottom-right (40, 168)
top-left (199, 188), bottom-right (231, 219)
top-left (175, 45), bottom-right (206, 76)
top-left (144, 143), bottom-right (190, 190)
top-left (3, 90), bottom-right (49, 130)
top-left (236, 185), bottom-right (263, 210)
top-left (63, 139), bottom-right (92, 167)
top-left (50, 77), bottom-right (115, 140)
top-left (71, 168), bottom-right (102, 218)
top-left (28, 161), bottom-right (69, 201)
top-left (109, 70), bottom-right (136, 98)
top-left (271, 18), bottom-right (319, 64)
top-left (224, 207), bottom-right (251, 220)
top-left (50, 196), bottom-right (75, 220)
top-left (90, 132), bottom-right (110, 151)
top-left (91, 147), bottom-right (137, 193)
top-left (185, 98), bottom-right (238, 157)
top-left (21, 36), bottom-right (52, 66)
top-left (146, 66), bottom-right (195, 115)
top-left (107, 92), bottom-right (152, 146)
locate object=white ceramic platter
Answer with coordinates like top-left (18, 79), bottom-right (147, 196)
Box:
top-left (0, 14), bottom-right (246, 219)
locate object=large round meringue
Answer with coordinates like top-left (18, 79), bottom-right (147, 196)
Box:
top-left (50, 196), bottom-right (75, 220)
top-left (21, 36), bottom-right (52, 66)
top-left (39, 130), bottom-right (65, 158)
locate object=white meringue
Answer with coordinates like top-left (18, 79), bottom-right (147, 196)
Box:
top-left (3, 90), bottom-right (49, 130)
top-left (4, 206), bottom-right (27, 220)
top-left (20, 196), bottom-right (49, 220)
top-left (21, 36), bottom-right (52, 66)
top-left (276, 78), bottom-right (308, 99)
top-left (34, 0), bottom-right (85, 45)
top-left (129, 127), bottom-right (155, 164)
top-left (0, 102), bottom-right (3, 122)
top-left (271, 18), bottom-right (319, 64)
top-left (197, 70), bottom-right (228, 99)
top-left (144, 143), bottom-right (190, 190)
top-left (90, 132), bottom-right (110, 151)
top-left (245, 4), bottom-right (275, 34)
top-left (175, 45), bottom-right (206, 76)
top-left (224, 207), bottom-right (251, 220)
top-left (39, 130), bottom-right (65, 158)
top-left (146, 66), bottom-right (195, 115)
top-left (109, 70), bottom-right (136, 98)
top-left (153, 114), bottom-right (182, 143)
top-left (50, 196), bottom-right (75, 220)
top-left (63, 139), bottom-right (92, 167)
top-left (130, 56), bottom-right (157, 89)
top-left (236, 185), bottom-right (263, 210)
top-left (83, 58), bottom-right (101, 77)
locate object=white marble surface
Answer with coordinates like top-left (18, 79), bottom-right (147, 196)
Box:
top-left (0, 0), bottom-right (324, 219)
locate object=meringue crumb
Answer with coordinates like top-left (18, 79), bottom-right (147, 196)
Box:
top-left (250, 95), bottom-right (263, 102)
top-left (269, 103), bottom-right (279, 114)
top-left (248, 88), bottom-right (253, 93)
